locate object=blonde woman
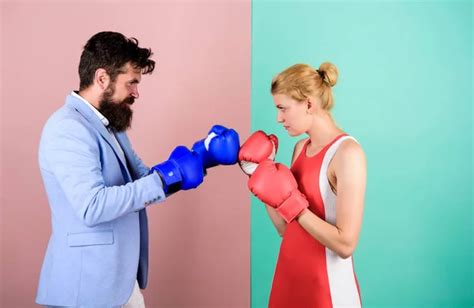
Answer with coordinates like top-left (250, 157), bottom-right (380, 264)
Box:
top-left (239, 63), bottom-right (366, 307)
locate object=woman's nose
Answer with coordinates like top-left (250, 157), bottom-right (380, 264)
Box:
top-left (277, 111), bottom-right (284, 123)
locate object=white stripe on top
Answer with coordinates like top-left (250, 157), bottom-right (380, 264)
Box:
top-left (319, 135), bottom-right (361, 307)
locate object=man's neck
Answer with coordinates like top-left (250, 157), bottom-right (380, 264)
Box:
top-left (78, 89), bottom-right (100, 109)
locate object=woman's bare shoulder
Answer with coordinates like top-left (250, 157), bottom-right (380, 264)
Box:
top-left (291, 137), bottom-right (310, 164)
top-left (333, 137), bottom-right (366, 168)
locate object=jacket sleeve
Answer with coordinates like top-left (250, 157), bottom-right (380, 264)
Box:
top-left (40, 118), bottom-right (166, 227)
top-left (116, 132), bottom-right (151, 179)
top-left (130, 149), bottom-right (151, 178)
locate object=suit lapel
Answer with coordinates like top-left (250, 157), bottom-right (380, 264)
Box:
top-left (65, 94), bottom-right (131, 179)
top-left (115, 132), bottom-right (141, 180)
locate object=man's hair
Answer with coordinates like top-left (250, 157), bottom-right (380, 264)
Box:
top-left (78, 31), bottom-right (155, 90)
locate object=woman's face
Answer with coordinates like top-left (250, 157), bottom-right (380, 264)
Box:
top-left (273, 94), bottom-right (312, 136)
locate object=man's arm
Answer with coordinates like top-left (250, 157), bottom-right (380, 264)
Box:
top-left (41, 118), bottom-right (165, 227)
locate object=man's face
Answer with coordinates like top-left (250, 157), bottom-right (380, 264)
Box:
top-left (99, 63), bottom-right (142, 132)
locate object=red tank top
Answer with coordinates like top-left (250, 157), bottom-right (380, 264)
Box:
top-left (268, 134), bottom-right (362, 308)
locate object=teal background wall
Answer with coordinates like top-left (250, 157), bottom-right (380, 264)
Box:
top-left (251, 1), bottom-right (472, 307)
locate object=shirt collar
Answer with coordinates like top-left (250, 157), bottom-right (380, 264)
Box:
top-left (71, 91), bottom-right (109, 127)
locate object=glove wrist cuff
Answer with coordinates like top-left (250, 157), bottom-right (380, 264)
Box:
top-left (150, 160), bottom-right (182, 194)
top-left (277, 190), bottom-right (309, 223)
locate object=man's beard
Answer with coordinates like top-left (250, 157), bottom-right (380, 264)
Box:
top-left (98, 84), bottom-right (134, 132)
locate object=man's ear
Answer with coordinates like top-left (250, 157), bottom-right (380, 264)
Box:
top-left (95, 68), bottom-right (110, 90)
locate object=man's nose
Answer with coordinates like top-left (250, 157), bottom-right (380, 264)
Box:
top-left (130, 86), bottom-right (139, 99)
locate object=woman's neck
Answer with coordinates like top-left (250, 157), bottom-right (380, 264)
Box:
top-left (306, 111), bottom-right (344, 148)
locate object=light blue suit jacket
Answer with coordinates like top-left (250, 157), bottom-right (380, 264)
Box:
top-left (36, 93), bottom-right (166, 307)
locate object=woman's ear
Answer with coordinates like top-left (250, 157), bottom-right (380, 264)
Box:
top-left (307, 99), bottom-right (313, 114)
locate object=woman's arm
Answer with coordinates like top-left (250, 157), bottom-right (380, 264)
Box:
top-left (296, 139), bottom-right (366, 258)
top-left (265, 138), bottom-right (308, 237)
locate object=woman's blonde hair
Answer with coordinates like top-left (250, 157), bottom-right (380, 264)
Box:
top-left (271, 62), bottom-right (339, 111)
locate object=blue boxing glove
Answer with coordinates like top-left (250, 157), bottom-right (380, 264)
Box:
top-left (192, 125), bottom-right (240, 172)
top-left (150, 146), bottom-right (204, 195)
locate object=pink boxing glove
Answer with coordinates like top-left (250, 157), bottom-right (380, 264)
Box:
top-left (248, 159), bottom-right (308, 223)
top-left (238, 130), bottom-right (278, 176)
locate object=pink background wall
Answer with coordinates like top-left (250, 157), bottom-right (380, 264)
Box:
top-left (1, 1), bottom-right (251, 307)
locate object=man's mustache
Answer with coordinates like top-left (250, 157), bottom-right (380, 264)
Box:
top-left (122, 97), bottom-right (135, 105)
